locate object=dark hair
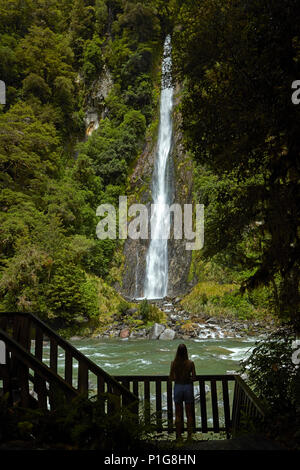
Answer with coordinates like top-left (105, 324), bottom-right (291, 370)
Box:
top-left (174, 343), bottom-right (188, 362)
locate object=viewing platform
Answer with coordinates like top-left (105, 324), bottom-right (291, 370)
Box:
top-left (0, 312), bottom-right (265, 439)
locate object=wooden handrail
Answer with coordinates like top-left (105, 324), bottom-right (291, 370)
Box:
top-left (114, 374), bottom-right (236, 380)
top-left (113, 374), bottom-right (265, 436)
top-left (231, 375), bottom-right (265, 435)
top-left (0, 329), bottom-right (77, 407)
top-left (0, 312), bottom-right (137, 405)
top-left (233, 375), bottom-right (265, 418)
top-left (114, 374), bottom-right (237, 435)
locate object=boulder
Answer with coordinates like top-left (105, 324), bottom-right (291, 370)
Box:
top-left (126, 308), bottom-right (139, 316)
top-left (130, 328), bottom-right (147, 339)
top-left (159, 328), bottom-right (176, 340)
top-left (149, 323), bottom-right (166, 340)
top-left (120, 328), bottom-right (130, 339)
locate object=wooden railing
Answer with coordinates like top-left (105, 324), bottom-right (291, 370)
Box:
top-left (231, 375), bottom-right (265, 435)
top-left (0, 329), bottom-right (77, 409)
top-left (0, 312), bottom-right (137, 412)
top-left (114, 374), bottom-right (265, 437)
top-left (0, 312), bottom-right (265, 437)
top-left (114, 374), bottom-right (235, 436)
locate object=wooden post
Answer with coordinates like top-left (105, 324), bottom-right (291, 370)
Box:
top-left (36, 377), bottom-right (48, 409)
top-left (50, 338), bottom-right (58, 374)
top-left (211, 379), bottom-right (220, 432)
top-left (232, 380), bottom-right (241, 435)
top-left (97, 375), bottom-right (105, 413)
top-left (78, 361), bottom-right (88, 395)
top-left (144, 378), bottom-right (150, 426)
top-left (35, 327), bottom-right (43, 361)
top-left (167, 379), bottom-right (173, 433)
top-left (199, 379), bottom-right (208, 433)
top-left (155, 379), bottom-right (162, 432)
top-left (65, 350), bottom-right (72, 385)
top-left (222, 379), bottom-right (231, 437)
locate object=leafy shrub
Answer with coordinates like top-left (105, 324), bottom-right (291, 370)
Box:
top-left (0, 393), bottom-right (149, 451)
top-left (22, 73), bottom-right (51, 102)
top-left (80, 238), bottom-right (116, 279)
top-left (82, 35), bottom-right (104, 82)
top-left (118, 299), bottom-right (131, 316)
top-left (240, 329), bottom-right (299, 412)
top-left (181, 280), bottom-right (270, 320)
top-left (79, 277), bottom-right (99, 318)
top-left (76, 108), bottom-right (146, 192)
top-left (216, 292), bottom-right (254, 319)
top-left (45, 261), bottom-right (95, 322)
top-left (113, 3), bottom-right (160, 43)
top-left (120, 46), bottom-right (153, 87)
top-left (138, 299), bottom-right (165, 324)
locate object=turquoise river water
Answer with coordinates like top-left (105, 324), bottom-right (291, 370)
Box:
top-left (43, 336), bottom-right (256, 377)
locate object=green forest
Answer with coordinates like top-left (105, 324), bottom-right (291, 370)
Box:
top-left (0, 0), bottom-right (164, 326)
top-left (0, 0), bottom-right (299, 330)
top-left (0, 0), bottom-right (300, 450)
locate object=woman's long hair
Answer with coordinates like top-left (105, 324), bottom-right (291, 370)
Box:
top-left (174, 343), bottom-right (189, 363)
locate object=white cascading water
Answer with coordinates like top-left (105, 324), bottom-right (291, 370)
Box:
top-left (144, 35), bottom-right (174, 299)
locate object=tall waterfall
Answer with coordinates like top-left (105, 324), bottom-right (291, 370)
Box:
top-left (144, 35), bottom-right (174, 299)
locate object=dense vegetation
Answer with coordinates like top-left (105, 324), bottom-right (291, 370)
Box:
top-left (0, 392), bottom-right (152, 450)
top-left (0, 0), bottom-right (167, 327)
top-left (0, 0), bottom-right (299, 329)
top-left (171, 1), bottom-right (300, 446)
top-left (172, 0), bottom-right (300, 330)
top-left (241, 329), bottom-right (300, 448)
top-left (0, 0), bottom-right (299, 450)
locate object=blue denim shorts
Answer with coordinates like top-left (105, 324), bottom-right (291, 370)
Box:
top-left (174, 383), bottom-right (194, 404)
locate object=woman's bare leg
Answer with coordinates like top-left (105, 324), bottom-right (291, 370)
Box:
top-left (185, 402), bottom-right (195, 438)
top-left (175, 403), bottom-right (184, 439)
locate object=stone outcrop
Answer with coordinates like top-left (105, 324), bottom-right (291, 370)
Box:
top-left (119, 328), bottom-right (130, 338)
top-left (149, 323), bottom-right (166, 339)
top-left (159, 328), bottom-right (176, 340)
top-left (84, 65), bottom-right (113, 137)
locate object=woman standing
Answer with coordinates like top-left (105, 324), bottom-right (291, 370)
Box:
top-left (169, 343), bottom-right (196, 440)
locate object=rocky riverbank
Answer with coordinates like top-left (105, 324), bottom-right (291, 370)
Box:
top-left (76, 298), bottom-right (277, 342)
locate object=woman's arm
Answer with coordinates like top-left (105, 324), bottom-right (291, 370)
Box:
top-left (191, 361), bottom-right (196, 381)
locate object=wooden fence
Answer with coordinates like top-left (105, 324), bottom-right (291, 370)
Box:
top-left (0, 312), bottom-right (265, 437)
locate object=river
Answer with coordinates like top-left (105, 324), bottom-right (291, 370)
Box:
top-left (43, 336), bottom-right (255, 378)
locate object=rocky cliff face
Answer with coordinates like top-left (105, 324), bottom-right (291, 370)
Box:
top-left (119, 84), bottom-right (194, 299)
top-left (84, 65), bottom-right (113, 136)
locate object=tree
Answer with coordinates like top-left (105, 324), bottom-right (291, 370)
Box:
top-left (22, 73), bottom-right (52, 102)
top-left (0, 102), bottom-right (61, 193)
top-left (0, 0), bottom-right (33, 36)
top-left (82, 35), bottom-right (104, 83)
top-left (173, 0), bottom-right (300, 327)
top-left (69, 0), bottom-right (95, 61)
top-left (113, 2), bottom-right (160, 43)
top-left (17, 25), bottom-right (74, 84)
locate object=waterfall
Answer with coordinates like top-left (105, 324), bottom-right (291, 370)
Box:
top-left (144, 35), bottom-right (174, 299)
top-left (135, 250), bottom-right (139, 298)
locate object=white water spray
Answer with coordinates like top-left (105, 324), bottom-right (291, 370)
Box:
top-left (144, 35), bottom-right (174, 299)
